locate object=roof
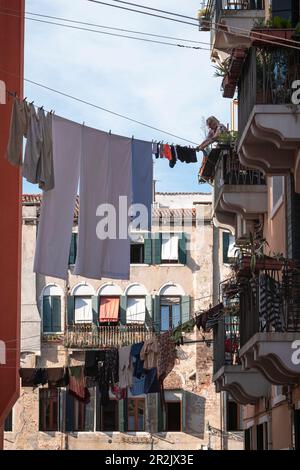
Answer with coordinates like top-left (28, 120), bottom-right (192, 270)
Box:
top-left (22, 195), bottom-right (204, 220)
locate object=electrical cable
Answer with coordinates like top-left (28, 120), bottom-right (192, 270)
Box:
top-left (0, 68), bottom-right (200, 145)
top-left (108, 0), bottom-right (199, 21)
top-left (0, 11), bottom-right (210, 51)
top-left (86, 0), bottom-right (199, 27)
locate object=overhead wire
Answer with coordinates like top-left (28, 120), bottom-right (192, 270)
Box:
top-left (108, 0), bottom-right (199, 21)
top-left (0, 68), bottom-right (200, 145)
top-left (0, 10), bottom-right (210, 51)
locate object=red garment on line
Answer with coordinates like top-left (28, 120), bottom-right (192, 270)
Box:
top-left (163, 144), bottom-right (172, 161)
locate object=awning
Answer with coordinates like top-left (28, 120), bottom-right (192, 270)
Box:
top-left (99, 296), bottom-right (120, 323)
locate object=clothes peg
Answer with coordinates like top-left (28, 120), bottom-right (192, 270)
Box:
top-left (132, 135), bottom-right (134, 140)
top-left (109, 129), bottom-right (112, 135)
top-left (30, 100), bottom-right (34, 105)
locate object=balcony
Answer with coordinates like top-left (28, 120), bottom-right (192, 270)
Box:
top-left (65, 324), bottom-right (153, 349)
top-left (238, 265), bottom-right (300, 384)
top-left (200, 1), bottom-right (265, 61)
top-left (213, 303), bottom-right (269, 404)
top-left (213, 146), bottom-right (267, 235)
top-left (237, 47), bottom-right (300, 190)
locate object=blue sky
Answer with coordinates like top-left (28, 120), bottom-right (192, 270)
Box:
top-left (22, 0), bottom-right (230, 194)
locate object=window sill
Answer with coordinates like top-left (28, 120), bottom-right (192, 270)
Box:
top-left (130, 263), bottom-right (151, 267)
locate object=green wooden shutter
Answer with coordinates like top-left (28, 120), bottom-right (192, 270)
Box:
top-left (68, 233), bottom-right (77, 265)
top-left (92, 296), bottom-right (99, 324)
top-left (153, 295), bottom-right (161, 333)
top-left (179, 233), bottom-right (187, 265)
top-left (152, 233), bottom-right (162, 265)
top-left (120, 295), bottom-right (127, 325)
top-left (181, 296), bottom-right (190, 324)
top-left (223, 231), bottom-right (230, 264)
top-left (145, 295), bottom-right (153, 328)
top-left (144, 236), bottom-right (152, 264)
top-left (182, 391), bottom-right (186, 432)
top-left (43, 296), bottom-right (52, 333)
top-left (67, 296), bottom-right (75, 325)
top-left (157, 394), bottom-right (164, 432)
top-left (51, 296), bottom-right (61, 332)
top-left (119, 399), bottom-right (126, 432)
top-left (65, 393), bottom-right (74, 432)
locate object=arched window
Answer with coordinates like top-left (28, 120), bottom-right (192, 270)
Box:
top-left (42, 285), bottom-right (63, 333)
top-left (72, 284), bottom-right (95, 324)
top-left (158, 283), bottom-right (187, 332)
top-left (125, 284), bottom-right (148, 324)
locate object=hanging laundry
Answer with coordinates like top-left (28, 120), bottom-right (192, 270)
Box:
top-left (130, 375), bottom-right (146, 396)
top-left (19, 368), bottom-right (36, 387)
top-left (22, 104), bottom-right (43, 185)
top-left (68, 366), bottom-right (90, 403)
top-left (163, 144), bottom-right (172, 161)
top-left (176, 146), bottom-right (197, 164)
top-left (111, 385), bottom-right (127, 400)
top-left (144, 367), bottom-right (160, 394)
top-left (84, 350), bottom-right (105, 377)
top-left (34, 116), bottom-right (82, 280)
top-left (37, 110), bottom-right (54, 191)
top-left (74, 128), bottom-right (132, 280)
top-left (131, 341), bottom-right (144, 379)
top-left (169, 145), bottom-right (177, 168)
top-left (140, 337), bottom-right (158, 370)
top-left (6, 96), bottom-right (30, 166)
top-left (99, 297), bottom-right (120, 323)
top-left (118, 345), bottom-right (133, 389)
top-left (131, 139), bottom-right (153, 230)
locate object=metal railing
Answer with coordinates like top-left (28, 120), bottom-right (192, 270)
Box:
top-left (205, 0), bottom-right (265, 20)
top-left (65, 324), bottom-right (154, 349)
top-left (213, 147), bottom-right (266, 209)
top-left (239, 267), bottom-right (300, 347)
top-left (213, 311), bottom-right (240, 374)
top-left (239, 46), bottom-right (300, 135)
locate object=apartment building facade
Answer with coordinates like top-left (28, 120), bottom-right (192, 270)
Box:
top-left (4, 192), bottom-right (238, 450)
top-left (199, 0), bottom-right (300, 450)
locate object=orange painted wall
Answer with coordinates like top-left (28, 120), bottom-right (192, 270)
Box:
top-left (271, 403), bottom-right (292, 450)
top-left (263, 177), bottom-right (286, 256)
top-left (0, 0), bottom-right (24, 442)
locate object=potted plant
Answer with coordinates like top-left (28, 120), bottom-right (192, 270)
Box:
top-left (251, 16), bottom-right (295, 44)
top-left (197, 7), bottom-right (210, 31)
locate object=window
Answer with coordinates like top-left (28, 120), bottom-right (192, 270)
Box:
top-left (4, 410), bottom-right (12, 432)
top-left (166, 402), bottom-right (181, 431)
top-left (96, 399), bottom-right (119, 432)
top-left (227, 400), bottom-right (241, 431)
top-left (68, 232), bottom-right (77, 265)
top-left (256, 422), bottom-right (268, 450)
top-left (127, 297), bottom-right (146, 324)
top-left (127, 399), bottom-right (145, 431)
top-left (39, 388), bottom-right (59, 432)
top-left (75, 296), bottom-right (93, 323)
top-left (130, 243), bottom-right (144, 264)
top-left (271, 176), bottom-right (284, 213)
top-left (73, 389), bottom-right (95, 432)
top-left (161, 234), bottom-right (179, 263)
top-left (43, 295), bottom-right (62, 333)
top-left (160, 298), bottom-right (181, 331)
top-left (223, 232), bottom-right (235, 264)
top-left (245, 427), bottom-right (252, 450)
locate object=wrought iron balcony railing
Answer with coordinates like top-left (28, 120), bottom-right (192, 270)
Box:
top-left (213, 310), bottom-right (240, 374)
top-left (239, 46), bottom-right (300, 135)
top-left (65, 324), bottom-right (154, 349)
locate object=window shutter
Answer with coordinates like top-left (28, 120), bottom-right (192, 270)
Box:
top-left (119, 399), bottom-right (126, 432)
top-left (145, 295), bottom-right (153, 328)
top-left (152, 233), bottom-right (162, 265)
top-left (65, 392), bottom-right (74, 432)
top-left (67, 296), bottom-right (75, 325)
top-left (181, 296), bottom-right (190, 324)
top-left (182, 392), bottom-right (186, 432)
top-left (92, 296), bottom-right (99, 324)
top-left (179, 233), bottom-right (187, 264)
top-left (153, 295), bottom-right (161, 333)
top-left (43, 296), bottom-right (52, 333)
top-left (120, 295), bottom-right (127, 325)
top-left (157, 394), bottom-right (164, 432)
top-left (51, 296), bottom-right (61, 332)
top-left (223, 231), bottom-right (230, 264)
top-left (68, 233), bottom-right (77, 265)
top-left (144, 236), bottom-right (152, 264)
